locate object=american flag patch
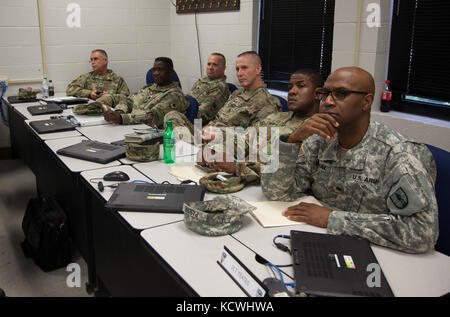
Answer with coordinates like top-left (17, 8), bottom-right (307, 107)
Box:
top-left (298, 144), bottom-right (304, 157)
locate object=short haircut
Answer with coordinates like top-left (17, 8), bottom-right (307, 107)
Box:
top-left (155, 57), bottom-right (174, 70)
top-left (237, 51), bottom-right (262, 65)
top-left (91, 49), bottom-right (108, 59)
top-left (210, 52), bottom-right (226, 65)
top-left (293, 68), bottom-right (324, 88)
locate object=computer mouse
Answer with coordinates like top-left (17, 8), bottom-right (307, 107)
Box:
top-left (103, 171), bottom-right (130, 182)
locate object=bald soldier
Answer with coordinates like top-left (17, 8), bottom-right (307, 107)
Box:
top-left (164, 51), bottom-right (281, 142)
top-left (66, 49), bottom-right (130, 99)
top-left (261, 66), bottom-right (438, 254)
top-left (190, 53), bottom-right (230, 124)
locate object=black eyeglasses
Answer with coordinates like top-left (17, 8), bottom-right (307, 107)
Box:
top-left (316, 88), bottom-right (370, 102)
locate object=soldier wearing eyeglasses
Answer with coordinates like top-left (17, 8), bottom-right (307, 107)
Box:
top-left (261, 66), bottom-right (438, 254)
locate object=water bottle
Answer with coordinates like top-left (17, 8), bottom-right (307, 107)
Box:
top-left (48, 80), bottom-right (55, 97)
top-left (42, 77), bottom-right (49, 98)
top-left (163, 121), bottom-right (175, 164)
top-left (380, 80), bottom-right (392, 112)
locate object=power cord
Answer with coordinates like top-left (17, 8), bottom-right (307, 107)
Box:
top-left (273, 234), bottom-right (291, 255)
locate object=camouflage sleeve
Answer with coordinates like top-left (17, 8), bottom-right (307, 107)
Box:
top-left (143, 91), bottom-right (189, 128)
top-left (116, 77), bottom-right (130, 96)
top-left (198, 87), bottom-right (229, 123)
top-left (261, 135), bottom-right (315, 201)
top-left (66, 74), bottom-right (91, 98)
top-left (327, 148), bottom-right (438, 253)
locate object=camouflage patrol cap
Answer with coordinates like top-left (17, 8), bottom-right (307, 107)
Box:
top-left (199, 173), bottom-right (245, 194)
top-left (183, 195), bottom-right (256, 236)
top-left (18, 88), bottom-right (41, 99)
top-left (73, 101), bottom-right (103, 115)
top-left (125, 141), bottom-right (160, 162)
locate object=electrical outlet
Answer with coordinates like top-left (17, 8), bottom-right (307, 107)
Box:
top-left (0, 77), bottom-right (8, 86)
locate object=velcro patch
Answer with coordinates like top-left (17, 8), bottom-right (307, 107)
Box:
top-left (389, 187), bottom-right (408, 209)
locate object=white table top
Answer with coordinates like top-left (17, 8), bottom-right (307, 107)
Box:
top-left (231, 214), bottom-right (450, 297)
top-left (45, 136), bottom-right (121, 172)
top-left (80, 165), bottom-right (184, 230)
top-left (141, 222), bottom-right (277, 297)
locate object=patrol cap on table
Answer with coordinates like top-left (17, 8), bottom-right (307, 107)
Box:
top-left (125, 141), bottom-right (160, 162)
top-left (183, 196), bottom-right (256, 236)
top-left (199, 172), bottom-right (245, 194)
top-left (18, 88), bottom-right (41, 99)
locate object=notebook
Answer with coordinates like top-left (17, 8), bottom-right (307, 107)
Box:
top-left (56, 140), bottom-right (126, 164)
top-left (290, 230), bottom-right (394, 297)
top-left (105, 182), bottom-right (206, 213)
top-left (29, 118), bottom-right (77, 134)
top-left (27, 103), bottom-right (63, 115)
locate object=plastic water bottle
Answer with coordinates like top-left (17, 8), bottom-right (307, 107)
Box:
top-left (163, 121), bottom-right (175, 164)
top-left (42, 77), bottom-right (49, 98)
top-left (380, 80), bottom-right (392, 112)
top-left (48, 80), bottom-right (55, 97)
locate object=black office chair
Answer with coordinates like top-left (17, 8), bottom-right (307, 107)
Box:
top-left (272, 94), bottom-right (289, 112)
top-left (0, 288), bottom-right (5, 297)
top-left (426, 144), bottom-right (450, 256)
top-left (186, 96), bottom-right (199, 124)
top-left (146, 68), bottom-right (182, 88)
top-left (227, 83), bottom-right (238, 93)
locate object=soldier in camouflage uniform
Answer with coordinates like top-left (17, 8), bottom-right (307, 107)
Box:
top-left (205, 69), bottom-right (323, 183)
top-left (165, 51), bottom-right (281, 141)
top-left (190, 53), bottom-right (230, 123)
top-left (66, 49), bottom-right (130, 100)
top-left (99, 57), bottom-right (189, 127)
top-left (261, 67), bottom-right (438, 254)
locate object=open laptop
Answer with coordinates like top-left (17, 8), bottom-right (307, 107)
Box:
top-left (27, 103), bottom-right (63, 116)
top-left (105, 182), bottom-right (206, 213)
top-left (56, 140), bottom-right (126, 164)
top-left (290, 230), bottom-right (394, 297)
top-left (29, 118), bottom-right (77, 134)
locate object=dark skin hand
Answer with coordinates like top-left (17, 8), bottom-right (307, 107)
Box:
top-left (287, 113), bottom-right (339, 143)
top-left (283, 202), bottom-right (332, 228)
top-left (103, 109), bottom-right (122, 124)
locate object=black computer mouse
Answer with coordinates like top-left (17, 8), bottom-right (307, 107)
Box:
top-left (103, 171), bottom-right (130, 182)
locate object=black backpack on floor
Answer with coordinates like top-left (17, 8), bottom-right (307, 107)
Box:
top-left (21, 196), bottom-right (72, 272)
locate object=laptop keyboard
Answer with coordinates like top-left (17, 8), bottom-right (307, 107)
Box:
top-left (134, 184), bottom-right (186, 194)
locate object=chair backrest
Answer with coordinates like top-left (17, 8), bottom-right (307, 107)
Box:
top-left (186, 95), bottom-right (199, 124)
top-left (272, 94), bottom-right (289, 112)
top-left (227, 83), bottom-right (238, 94)
top-left (146, 68), bottom-right (182, 89)
top-left (426, 144), bottom-right (450, 256)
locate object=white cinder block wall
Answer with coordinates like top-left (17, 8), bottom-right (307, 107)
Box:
top-left (1, 0), bottom-right (449, 150)
top-left (169, 0), bottom-right (257, 94)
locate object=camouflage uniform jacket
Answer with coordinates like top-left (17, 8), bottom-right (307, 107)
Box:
top-left (115, 82), bottom-right (189, 126)
top-left (261, 119), bottom-right (438, 253)
top-left (207, 85), bottom-right (281, 129)
top-left (189, 76), bottom-right (230, 124)
top-left (66, 69), bottom-right (130, 98)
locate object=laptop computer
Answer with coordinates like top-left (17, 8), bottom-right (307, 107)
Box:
top-left (27, 103), bottom-right (63, 116)
top-left (105, 182), bottom-right (206, 213)
top-left (56, 140), bottom-right (126, 164)
top-left (290, 230), bottom-right (394, 297)
top-left (7, 96), bottom-right (37, 104)
top-left (29, 118), bottom-right (77, 134)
